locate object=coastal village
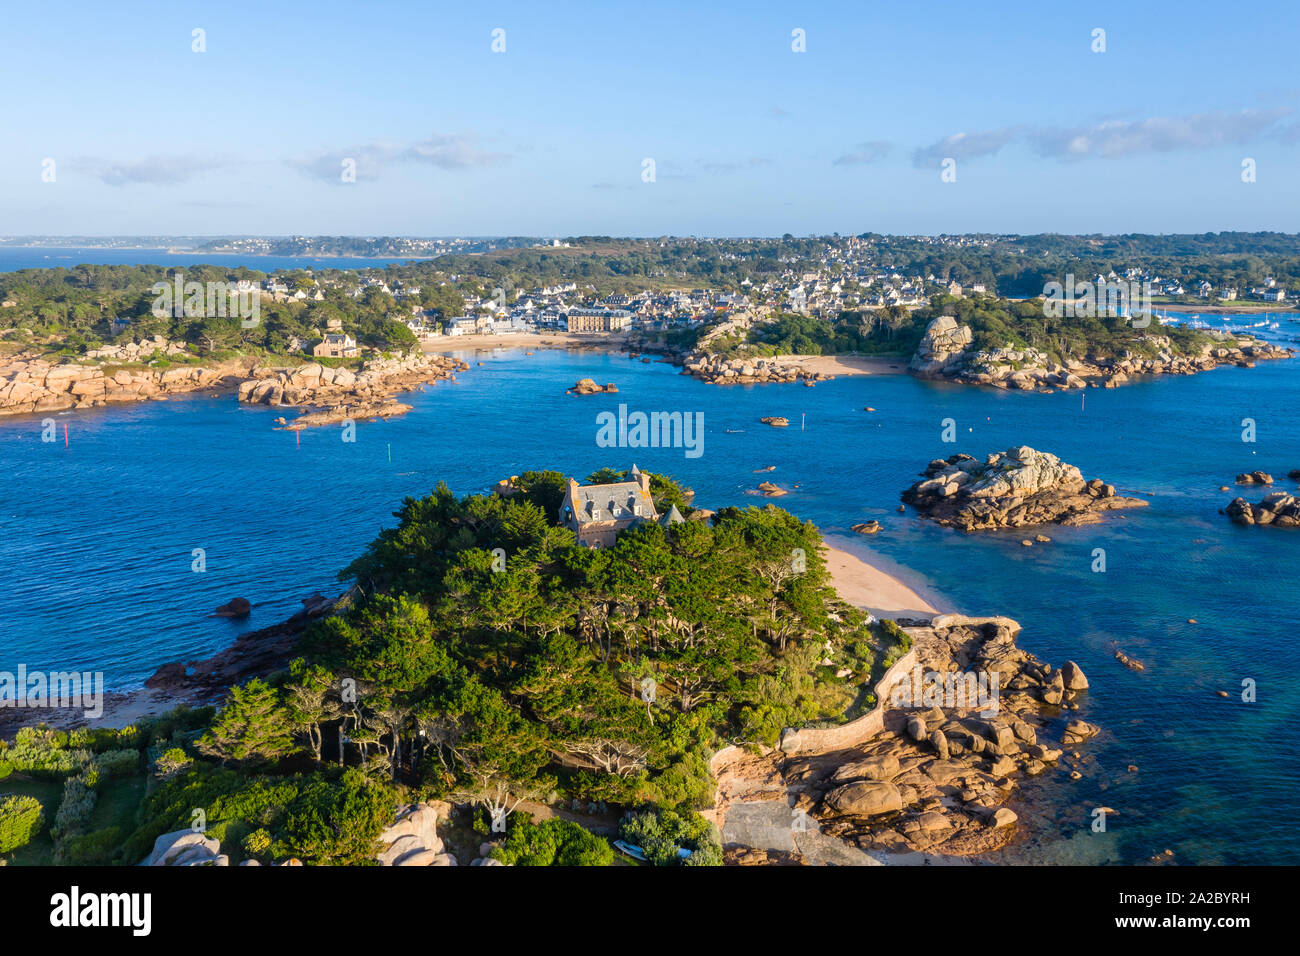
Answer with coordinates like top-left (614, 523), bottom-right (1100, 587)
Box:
top-left (186, 235), bottom-right (1297, 352)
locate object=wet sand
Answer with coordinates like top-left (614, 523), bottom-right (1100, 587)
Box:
top-left (821, 538), bottom-right (942, 620)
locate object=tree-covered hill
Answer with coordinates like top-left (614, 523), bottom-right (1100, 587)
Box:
top-left (2, 471), bottom-right (910, 865)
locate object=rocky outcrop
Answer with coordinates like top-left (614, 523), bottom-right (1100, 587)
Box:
top-left (1226, 492), bottom-right (1300, 527)
top-left (851, 521), bottom-right (881, 535)
top-left (240, 352), bottom-right (466, 427)
top-left (375, 803), bottom-right (456, 866)
top-left (909, 316), bottom-right (973, 375)
top-left (718, 615), bottom-right (1097, 858)
top-left (281, 401), bottom-right (412, 429)
top-left (567, 378), bottom-right (618, 395)
top-left (0, 351), bottom-right (238, 416)
top-left (144, 588), bottom-right (355, 700)
top-left (682, 352), bottom-right (828, 386)
top-left (1235, 471), bottom-right (1274, 485)
top-left (760, 416), bottom-right (789, 427)
top-left (0, 344), bottom-right (466, 420)
top-left (902, 446), bottom-right (1148, 531)
top-left (143, 830), bottom-right (228, 867)
top-left (212, 597), bottom-right (251, 618)
top-left (907, 321), bottom-right (1292, 389)
top-left (84, 336), bottom-right (189, 362)
top-left (824, 781), bottom-right (903, 816)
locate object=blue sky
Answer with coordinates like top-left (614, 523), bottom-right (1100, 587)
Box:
top-left (2, 0), bottom-right (1299, 236)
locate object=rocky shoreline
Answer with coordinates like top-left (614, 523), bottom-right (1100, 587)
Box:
top-left (0, 337), bottom-right (245, 416)
top-left (0, 339), bottom-right (467, 424)
top-left (660, 311), bottom-right (1291, 391)
top-left (238, 351), bottom-right (467, 427)
top-left (681, 350), bottom-right (831, 385)
top-left (902, 447), bottom-right (1148, 531)
top-left (909, 315), bottom-right (1292, 389)
top-left (713, 614), bottom-right (1099, 862)
top-left (0, 588), bottom-right (350, 739)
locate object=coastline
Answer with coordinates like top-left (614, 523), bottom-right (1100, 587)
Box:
top-left (821, 534), bottom-right (949, 620)
top-left (769, 353), bottom-right (909, 378)
top-left (1, 532), bottom-right (953, 736)
top-left (421, 331), bottom-right (637, 354)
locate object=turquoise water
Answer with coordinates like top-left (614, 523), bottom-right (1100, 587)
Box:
top-left (2, 323), bottom-right (1298, 865)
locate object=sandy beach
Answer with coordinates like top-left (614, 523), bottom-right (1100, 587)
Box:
top-left (770, 353), bottom-right (909, 377)
top-left (821, 538), bottom-right (940, 619)
top-left (421, 331), bottom-right (636, 354)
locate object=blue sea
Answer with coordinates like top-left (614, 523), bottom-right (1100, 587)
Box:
top-left (2, 312), bottom-right (1298, 865)
top-left (0, 246), bottom-right (422, 274)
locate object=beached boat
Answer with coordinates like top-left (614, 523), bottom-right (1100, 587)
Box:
top-left (613, 840), bottom-right (692, 862)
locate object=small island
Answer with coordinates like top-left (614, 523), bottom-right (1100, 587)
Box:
top-left (0, 467), bottom-right (1101, 866)
top-left (1226, 493), bottom-right (1300, 527)
top-left (902, 447), bottom-right (1148, 531)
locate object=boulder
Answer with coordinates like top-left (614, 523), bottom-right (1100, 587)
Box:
top-left (906, 715), bottom-right (927, 742)
top-left (930, 729), bottom-right (950, 760)
top-left (392, 849), bottom-right (445, 866)
top-left (1235, 471), bottom-right (1274, 485)
top-left (831, 753), bottom-right (900, 783)
top-left (212, 597), bottom-right (251, 618)
top-left (378, 834), bottom-right (427, 866)
top-left (989, 808), bottom-right (1018, 828)
top-left (145, 830), bottom-right (222, 867)
top-left (1062, 719), bottom-right (1099, 745)
top-left (824, 781), bottom-right (903, 817)
top-left (378, 803), bottom-right (443, 852)
top-left (1061, 661), bottom-right (1089, 691)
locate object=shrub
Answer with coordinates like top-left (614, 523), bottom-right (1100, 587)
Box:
top-left (52, 777), bottom-right (97, 838)
top-left (0, 794), bottom-right (45, 853)
top-left (271, 769), bottom-right (397, 865)
top-left (70, 726), bottom-right (144, 754)
top-left (3, 728), bottom-right (91, 779)
top-left (95, 749), bottom-right (141, 778)
top-left (618, 808), bottom-right (721, 867)
top-left (489, 818), bottom-right (614, 867)
top-left (154, 748), bottom-right (192, 778)
top-left (242, 828), bottom-right (272, 857)
top-left (55, 826), bottom-right (122, 865)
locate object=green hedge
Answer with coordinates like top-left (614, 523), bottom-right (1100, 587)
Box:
top-left (0, 794), bottom-right (45, 854)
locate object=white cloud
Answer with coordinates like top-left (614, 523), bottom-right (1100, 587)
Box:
top-left (910, 108), bottom-right (1294, 167)
top-left (834, 141), bottom-right (892, 166)
top-left (288, 133), bottom-right (509, 183)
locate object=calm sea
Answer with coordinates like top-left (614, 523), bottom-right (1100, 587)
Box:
top-left (2, 310), bottom-right (1298, 864)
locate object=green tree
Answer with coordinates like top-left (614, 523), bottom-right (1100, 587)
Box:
top-left (197, 679), bottom-right (295, 768)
